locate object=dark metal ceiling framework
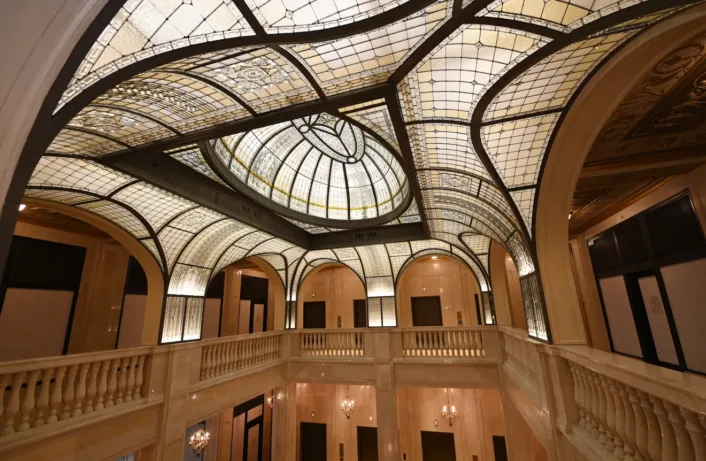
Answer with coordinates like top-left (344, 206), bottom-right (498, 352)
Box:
top-left (4, 0), bottom-right (700, 343)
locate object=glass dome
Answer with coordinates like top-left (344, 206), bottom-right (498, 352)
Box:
top-left (207, 113), bottom-right (410, 226)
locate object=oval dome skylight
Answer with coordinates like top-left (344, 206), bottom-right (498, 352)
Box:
top-left (208, 113), bottom-right (410, 226)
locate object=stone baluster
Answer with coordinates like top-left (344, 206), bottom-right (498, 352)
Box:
top-left (650, 396), bottom-right (676, 461)
top-left (229, 342), bottom-right (237, 372)
top-left (84, 362), bottom-right (99, 413)
top-left (95, 361), bottom-right (109, 410)
top-left (589, 371), bottom-right (608, 444)
top-left (663, 402), bottom-right (694, 461)
top-left (615, 381), bottom-right (638, 460)
top-left (607, 377), bottom-right (626, 458)
top-left (0, 374), bottom-right (9, 426)
top-left (61, 365), bottom-right (78, 420)
top-left (462, 331), bottom-right (470, 357)
top-left (600, 375), bottom-right (620, 453)
top-left (106, 359), bottom-right (120, 408)
top-left (568, 363), bottom-right (583, 428)
top-left (201, 347), bottom-right (209, 380)
top-left (135, 355), bottom-right (145, 399)
top-left (626, 386), bottom-right (648, 461)
top-left (214, 344), bottom-right (222, 376)
top-left (47, 366), bottom-right (66, 423)
top-left (578, 367), bottom-right (598, 434)
top-left (34, 368), bottom-right (54, 427)
top-left (72, 363), bottom-right (89, 417)
top-left (18, 370), bottom-right (40, 431)
top-left (116, 358), bottom-right (129, 405)
top-left (681, 408), bottom-right (705, 461)
top-left (638, 391), bottom-right (662, 461)
top-left (2, 372), bottom-right (26, 435)
top-left (126, 356), bottom-right (137, 401)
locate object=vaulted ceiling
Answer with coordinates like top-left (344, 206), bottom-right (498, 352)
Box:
top-left (22, 0), bottom-right (703, 340)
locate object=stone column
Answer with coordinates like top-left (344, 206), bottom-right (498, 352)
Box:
top-left (373, 331), bottom-right (399, 461)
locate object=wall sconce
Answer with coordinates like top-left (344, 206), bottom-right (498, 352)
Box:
top-left (18, 204), bottom-right (26, 211)
top-left (431, 255), bottom-right (438, 260)
top-left (189, 429), bottom-right (210, 457)
top-left (422, 286), bottom-right (426, 291)
top-left (267, 395), bottom-right (274, 409)
top-left (311, 411), bottom-right (316, 418)
top-left (433, 419), bottom-right (439, 427)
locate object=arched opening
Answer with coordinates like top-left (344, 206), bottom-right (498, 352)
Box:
top-left (488, 241), bottom-right (526, 331)
top-left (297, 263), bottom-right (366, 329)
top-left (217, 257), bottom-right (286, 336)
top-left (0, 198), bottom-right (164, 359)
top-left (535, 5), bottom-right (706, 345)
top-left (395, 254), bottom-right (482, 327)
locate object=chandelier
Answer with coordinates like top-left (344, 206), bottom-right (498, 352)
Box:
top-left (341, 385), bottom-right (355, 419)
top-left (189, 428), bottom-right (210, 457)
top-left (441, 389), bottom-right (458, 426)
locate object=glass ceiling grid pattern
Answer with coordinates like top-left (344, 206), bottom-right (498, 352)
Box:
top-left (484, 31), bottom-right (634, 120)
top-left (481, 113), bottom-right (559, 188)
top-left (246, 0), bottom-right (410, 33)
top-left (510, 188), bottom-right (536, 234)
top-left (400, 25), bottom-right (549, 121)
top-left (59, 0), bottom-right (253, 112)
top-left (161, 47), bottom-right (319, 113)
top-left (282, 1), bottom-right (450, 94)
top-left (476, 0), bottom-right (649, 33)
top-left (92, 71), bottom-right (249, 135)
top-left (31, 0), bottom-right (678, 339)
top-left (213, 113), bottom-right (409, 223)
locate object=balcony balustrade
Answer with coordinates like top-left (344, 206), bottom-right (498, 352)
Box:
top-left (0, 326), bottom-right (704, 461)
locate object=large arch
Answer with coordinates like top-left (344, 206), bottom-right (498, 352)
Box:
top-left (22, 197), bottom-right (165, 345)
top-left (535, 4), bottom-right (706, 344)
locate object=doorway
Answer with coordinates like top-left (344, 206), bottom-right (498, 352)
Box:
top-left (354, 299), bottom-right (367, 328)
top-left (300, 422), bottom-right (327, 461)
top-left (303, 301), bottom-right (326, 328)
top-left (357, 426), bottom-right (378, 461)
top-left (421, 431), bottom-right (456, 461)
top-left (411, 296), bottom-right (443, 327)
top-left (492, 435), bottom-right (508, 461)
top-left (231, 395), bottom-right (265, 461)
top-left (238, 275), bottom-right (268, 334)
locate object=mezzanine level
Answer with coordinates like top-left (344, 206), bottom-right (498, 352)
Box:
top-left (0, 326), bottom-right (704, 461)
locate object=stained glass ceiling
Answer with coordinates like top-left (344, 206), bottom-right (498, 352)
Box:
top-left (22, 0), bottom-right (694, 339)
top-left (209, 113), bottom-right (410, 224)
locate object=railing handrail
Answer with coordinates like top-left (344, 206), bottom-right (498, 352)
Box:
top-left (196, 330), bottom-right (283, 347)
top-left (397, 325), bottom-right (496, 332)
top-left (0, 346), bottom-right (161, 374)
top-left (559, 344), bottom-right (706, 415)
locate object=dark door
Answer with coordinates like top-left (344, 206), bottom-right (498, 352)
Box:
top-left (354, 299), bottom-right (367, 328)
top-left (357, 426), bottom-right (378, 461)
top-left (473, 294), bottom-right (482, 325)
top-left (411, 296), bottom-right (443, 327)
top-left (240, 275), bottom-right (268, 333)
top-left (492, 435), bottom-right (508, 461)
top-left (303, 301), bottom-right (326, 328)
top-left (421, 431), bottom-right (455, 461)
top-left (300, 422), bottom-right (327, 461)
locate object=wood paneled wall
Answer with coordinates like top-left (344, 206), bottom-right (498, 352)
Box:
top-left (297, 265), bottom-right (366, 329)
top-left (396, 257), bottom-right (480, 327)
top-left (396, 387), bottom-right (506, 461)
top-left (292, 382), bottom-right (377, 461)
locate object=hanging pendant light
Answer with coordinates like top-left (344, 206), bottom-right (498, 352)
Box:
top-left (340, 385), bottom-right (355, 419)
top-left (441, 388), bottom-right (458, 426)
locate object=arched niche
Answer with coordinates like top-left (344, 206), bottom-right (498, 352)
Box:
top-left (296, 262), bottom-right (366, 329)
top-left (535, 4), bottom-right (706, 344)
top-left (217, 256), bottom-right (286, 336)
top-left (20, 197), bottom-right (165, 347)
top-left (395, 253), bottom-right (483, 327)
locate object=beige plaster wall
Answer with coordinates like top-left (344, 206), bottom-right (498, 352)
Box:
top-left (504, 255), bottom-right (527, 331)
top-left (490, 242), bottom-right (512, 327)
top-left (297, 265), bottom-right (367, 329)
top-left (396, 387), bottom-right (506, 461)
top-left (396, 257), bottom-right (481, 327)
